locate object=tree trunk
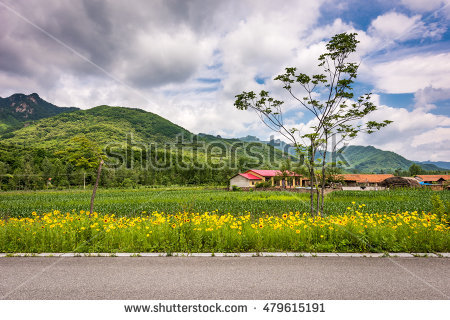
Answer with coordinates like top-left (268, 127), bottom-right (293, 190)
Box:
top-left (309, 167), bottom-right (314, 216)
top-left (316, 186), bottom-right (320, 216)
top-left (309, 141), bottom-right (315, 217)
top-left (320, 134), bottom-right (328, 215)
top-left (90, 159), bottom-right (104, 216)
top-left (320, 158), bottom-right (326, 214)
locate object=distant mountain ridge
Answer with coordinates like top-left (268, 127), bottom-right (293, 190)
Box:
top-left (336, 145), bottom-right (445, 173)
top-left (0, 93), bottom-right (78, 134)
top-left (239, 135), bottom-right (294, 154)
top-left (415, 160), bottom-right (450, 170)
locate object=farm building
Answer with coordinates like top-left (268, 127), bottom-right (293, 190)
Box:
top-left (414, 175), bottom-right (450, 185)
top-left (379, 176), bottom-right (421, 188)
top-left (229, 172), bottom-right (262, 188)
top-left (337, 174), bottom-right (394, 186)
top-left (229, 169), bottom-right (305, 189)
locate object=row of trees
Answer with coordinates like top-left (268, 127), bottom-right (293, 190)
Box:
top-left (0, 136), bottom-right (278, 191)
top-left (0, 157), bottom-right (246, 191)
top-left (394, 163), bottom-right (448, 177)
top-left (2, 149), bottom-right (441, 192)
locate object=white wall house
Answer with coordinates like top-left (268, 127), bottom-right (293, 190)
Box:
top-left (229, 172), bottom-right (261, 189)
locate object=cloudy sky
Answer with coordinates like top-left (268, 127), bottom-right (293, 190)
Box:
top-left (0, 0), bottom-right (449, 161)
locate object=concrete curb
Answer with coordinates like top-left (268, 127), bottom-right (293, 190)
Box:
top-left (0, 252), bottom-right (449, 258)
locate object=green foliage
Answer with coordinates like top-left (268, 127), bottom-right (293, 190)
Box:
top-left (255, 181), bottom-right (271, 188)
top-left (325, 165), bottom-right (343, 183)
top-left (56, 136), bottom-right (105, 171)
top-left (121, 178), bottom-right (137, 189)
top-left (431, 194), bottom-right (447, 221)
top-left (408, 163), bottom-right (423, 176)
top-left (231, 185), bottom-right (241, 191)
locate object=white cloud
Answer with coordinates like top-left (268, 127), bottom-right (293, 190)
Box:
top-left (414, 86), bottom-right (450, 111)
top-left (400, 0), bottom-right (450, 12)
top-left (304, 18), bottom-right (354, 45)
top-left (369, 12), bottom-right (423, 41)
top-left (362, 52), bottom-right (450, 93)
top-left (368, 11), bottom-right (445, 42)
top-left (351, 105), bottom-right (450, 161)
top-left (411, 127), bottom-right (450, 147)
top-left (369, 93), bottom-right (381, 106)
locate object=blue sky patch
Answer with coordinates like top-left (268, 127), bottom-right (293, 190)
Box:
top-left (254, 75), bottom-right (269, 84)
top-left (196, 77), bottom-right (221, 83)
top-left (379, 93), bottom-right (415, 109)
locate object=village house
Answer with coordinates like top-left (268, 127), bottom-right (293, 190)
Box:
top-left (229, 169), bottom-right (305, 189)
top-left (337, 174), bottom-right (394, 187)
top-left (414, 175), bottom-right (450, 185)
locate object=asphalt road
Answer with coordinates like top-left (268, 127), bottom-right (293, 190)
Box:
top-left (1, 257), bottom-right (449, 300)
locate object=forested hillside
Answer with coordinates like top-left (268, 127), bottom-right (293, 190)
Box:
top-left (0, 102), bottom-right (288, 190)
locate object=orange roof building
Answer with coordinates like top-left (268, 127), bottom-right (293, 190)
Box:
top-left (415, 175), bottom-right (450, 183)
top-left (338, 174), bottom-right (394, 185)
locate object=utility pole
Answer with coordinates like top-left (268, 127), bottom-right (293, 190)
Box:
top-left (90, 159), bottom-right (104, 216)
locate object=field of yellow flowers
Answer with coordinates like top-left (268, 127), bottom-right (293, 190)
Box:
top-left (1, 203), bottom-right (449, 253)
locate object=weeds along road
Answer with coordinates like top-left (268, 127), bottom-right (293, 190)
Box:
top-left (1, 257), bottom-right (449, 300)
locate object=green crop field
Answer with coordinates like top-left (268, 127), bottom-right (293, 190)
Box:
top-left (1, 187), bottom-right (449, 253)
top-left (0, 187), bottom-right (448, 218)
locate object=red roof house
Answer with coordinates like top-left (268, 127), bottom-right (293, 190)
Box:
top-left (238, 172), bottom-right (262, 180)
top-left (246, 169), bottom-right (300, 177)
top-left (229, 169), bottom-right (305, 189)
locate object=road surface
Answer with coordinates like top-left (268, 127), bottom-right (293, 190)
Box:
top-left (1, 257), bottom-right (449, 299)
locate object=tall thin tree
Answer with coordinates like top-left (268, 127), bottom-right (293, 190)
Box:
top-left (235, 32), bottom-right (392, 215)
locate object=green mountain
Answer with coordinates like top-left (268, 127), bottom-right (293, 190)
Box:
top-left (336, 145), bottom-right (445, 173)
top-left (0, 96), bottom-right (291, 190)
top-left (0, 93), bottom-right (78, 134)
top-left (1, 105), bottom-right (193, 149)
top-left (0, 102), bottom-right (286, 165)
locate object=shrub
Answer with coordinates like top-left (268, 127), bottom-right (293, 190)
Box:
top-left (231, 185), bottom-right (241, 191)
top-left (255, 181), bottom-right (272, 188)
top-left (121, 178), bottom-right (136, 189)
top-left (431, 194), bottom-right (447, 222)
